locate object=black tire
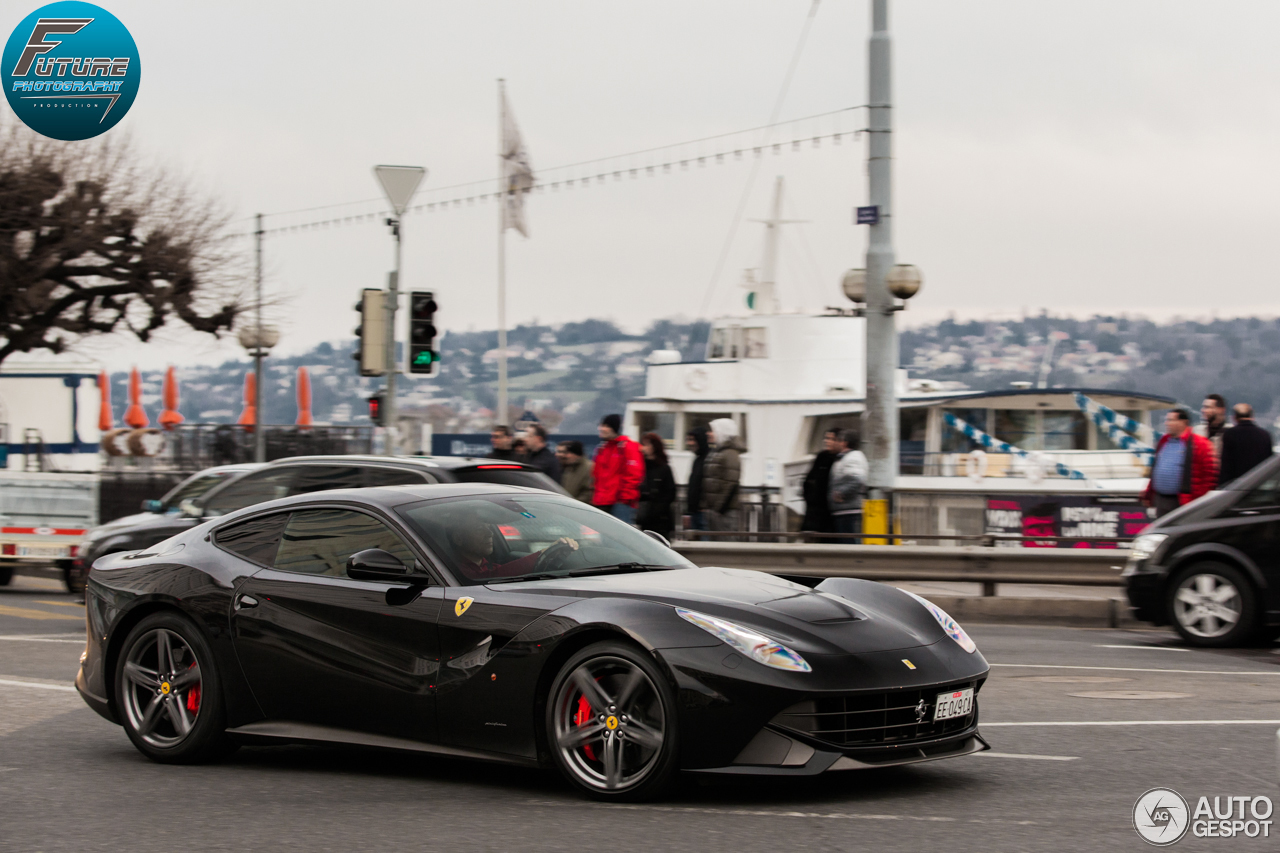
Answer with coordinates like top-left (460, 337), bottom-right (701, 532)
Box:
top-left (0, 566), bottom-right (13, 586)
top-left (114, 611), bottom-right (234, 764)
top-left (62, 562), bottom-right (86, 596)
top-left (1166, 562), bottom-right (1260, 648)
top-left (545, 640), bottom-right (679, 801)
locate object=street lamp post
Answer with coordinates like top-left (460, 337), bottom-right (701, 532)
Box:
top-left (373, 165), bottom-right (427, 456)
top-left (237, 321), bottom-right (279, 462)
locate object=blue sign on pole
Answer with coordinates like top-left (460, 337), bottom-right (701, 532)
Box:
top-left (856, 205), bottom-right (880, 225)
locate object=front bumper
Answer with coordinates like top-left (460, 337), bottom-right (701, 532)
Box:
top-left (689, 727), bottom-right (990, 776)
top-left (1123, 567), bottom-right (1167, 625)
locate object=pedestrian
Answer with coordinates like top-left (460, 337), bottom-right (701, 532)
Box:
top-left (556, 440), bottom-right (594, 503)
top-left (1142, 408), bottom-right (1218, 518)
top-left (1195, 393), bottom-right (1228, 462)
top-left (702, 418), bottom-right (745, 536)
top-left (487, 425), bottom-right (520, 461)
top-left (683, 425), bottom-right (711, 533)
top-left (636, 432), bottom-right (676, 539)
top-left (1218, 403), bottom-right (1274, 486)
top-left (829, 429), bottom-right (869, 539)
top-left (801, 429), bottom-right (841, 538)
top-left (521, 424), bottom-right (561, 481)
top-left (591, 414), bottom-right (644, 524)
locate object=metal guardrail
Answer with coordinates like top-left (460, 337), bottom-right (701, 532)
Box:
top-left (670, 540), bottom-right (1128, 592)
top-left (671, 530), bottom-right (1133, 547)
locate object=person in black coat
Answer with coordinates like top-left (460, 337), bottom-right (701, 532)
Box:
top-left (637, 432), bottom-right (677, 538)
top-left (801, 429), bottom-right (841, 535)
top-left (683, 425), bottom-right (710, 532)
top-left (1219, 404), bottom-right (1274, 486)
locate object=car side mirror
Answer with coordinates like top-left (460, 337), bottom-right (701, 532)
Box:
top-left (141, 499), bottom-right (164, 513)
top-left (347, 548), bottom-right (413, 581)
top-left (643, 529), bottom-right (672, 548)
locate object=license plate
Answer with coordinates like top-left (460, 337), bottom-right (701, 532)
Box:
top-left (933, 687), bottom-right (974, 722)
top-left (17, 545), bottom-right (70, 558)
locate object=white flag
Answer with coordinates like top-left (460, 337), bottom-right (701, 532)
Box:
top-left (501, 89), bottom-right (534, 237)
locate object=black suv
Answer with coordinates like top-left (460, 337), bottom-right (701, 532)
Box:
top-left (1123, 452), bottom-right (1280, 646)
top-left (76, 456), bottom-right (565, 578)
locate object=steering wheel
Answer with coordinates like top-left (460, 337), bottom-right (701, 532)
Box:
top-left (534, 537), bottom-right (580, 572)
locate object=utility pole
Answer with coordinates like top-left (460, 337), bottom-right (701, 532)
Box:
top-left (863, 0), bottom-right (897, 536)
top-left (496, 79), bottom-right (509, 428)
top-left (253, 212), bottom-right (265, 464)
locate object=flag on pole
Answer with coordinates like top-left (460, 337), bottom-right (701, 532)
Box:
top-left (501, 88), bottom-right (534, 237)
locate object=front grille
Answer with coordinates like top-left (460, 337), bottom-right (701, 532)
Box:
top-left (771, 680), bottom-right (979, 748)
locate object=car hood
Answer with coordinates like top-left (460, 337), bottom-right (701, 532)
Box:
top-left (496, 566), bottom-right (951, 655)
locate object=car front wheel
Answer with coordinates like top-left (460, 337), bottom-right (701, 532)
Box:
top-left (1168, 562), bottom-right (1259, 647)
top-left (115, 611), bottom-right (234, 763)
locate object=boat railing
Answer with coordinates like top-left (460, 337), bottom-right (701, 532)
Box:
top-left (901, 449), bottom-right (1149, 480)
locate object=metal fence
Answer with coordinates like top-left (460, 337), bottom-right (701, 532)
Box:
top-left (104, 424), bottom-right (375, 472)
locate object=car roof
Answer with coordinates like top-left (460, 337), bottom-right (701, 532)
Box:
top-left (257, 454), bottom-right (541, 471)
top-left (218, 482), bottom-right (554, 517)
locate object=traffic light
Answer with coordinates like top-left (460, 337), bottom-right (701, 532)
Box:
top-left (367, 392), bottom-right (385, 426)
top-left (353, 288), bottom-right (388, 376)
top-left (408, 291), bottom-right (439, 375)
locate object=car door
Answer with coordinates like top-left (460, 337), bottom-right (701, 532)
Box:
top-left (228, 505), bottom-right (443, 743)
top-left (1217, 469), bottom-right (1280, 615)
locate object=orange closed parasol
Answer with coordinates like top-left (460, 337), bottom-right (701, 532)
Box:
top-left (97, 371), bottom-right (114, 432)
top-left (237, 371), bottom-right (256, 429)
top-left (158, 366), bottom-right (184, 429)
top-left (122, 367), bottom-right (148, 429)
top-left (295, 366), bottom-right (313, 428)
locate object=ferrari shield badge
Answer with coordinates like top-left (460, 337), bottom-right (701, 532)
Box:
top-left (901, 659), bottom-right (916, 670)
top-left (455, 597), bottom-right (474, 617)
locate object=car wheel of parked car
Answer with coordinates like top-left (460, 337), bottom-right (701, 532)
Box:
top-left (546, 640), bottom-right (678, 801)
top-left (115, 611), bottom-right (234, 764)
top-left (0, 566), bottom-right (13, 586)
top-left (61, 561), bottom-right (86, 596)
top-left (1168, 562), bottom-right (1259, 647)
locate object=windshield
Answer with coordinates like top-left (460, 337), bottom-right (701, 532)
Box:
top-left (160, 470), bottom-right (240, 510)
top-left (396, 495), bottom-right (691, 585)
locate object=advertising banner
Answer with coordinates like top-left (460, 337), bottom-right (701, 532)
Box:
top-left (985, 494), bottom-right (1151, 548)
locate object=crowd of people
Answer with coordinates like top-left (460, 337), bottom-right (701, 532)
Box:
top-left (1142, 394), bottom-right (1274, 517)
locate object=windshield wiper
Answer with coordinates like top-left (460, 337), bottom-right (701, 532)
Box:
top-left (567, 563), bottom-right (673, 577)
top-left (485, 573), bottom-right (561, 585)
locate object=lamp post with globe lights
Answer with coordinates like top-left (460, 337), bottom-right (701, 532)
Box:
top-left (238, 322), bottom-right (278, 463)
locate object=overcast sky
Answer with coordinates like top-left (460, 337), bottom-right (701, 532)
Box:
top-left (11, 0), bottom-right (1280, 370)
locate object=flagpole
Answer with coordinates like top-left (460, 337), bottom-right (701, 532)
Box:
top-left (496, 78), bottom-right (509, 429)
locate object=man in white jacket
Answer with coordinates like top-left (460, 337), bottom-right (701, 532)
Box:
top-left (829, 429), bottom-right (868, 539)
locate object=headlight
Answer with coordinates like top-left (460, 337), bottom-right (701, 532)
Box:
top-left (675, 608), bottom-right (812, 672)
top-left (899, 590), bottom-right (977, 654)
top-left (1128, 533), bottom-right (1168, 563)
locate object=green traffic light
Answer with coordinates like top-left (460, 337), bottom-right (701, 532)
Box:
top-left (412, 351), bottom-right (435, 366)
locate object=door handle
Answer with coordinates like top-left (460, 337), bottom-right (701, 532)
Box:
top-left (235, 594), bottom-right (259, 611)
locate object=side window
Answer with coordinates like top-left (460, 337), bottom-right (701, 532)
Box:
top-left (214, 513), bottom-right (290, 566)
top-left (1236, 473), bottom-right (1280, 509)
top-left (273, 509), bottom-right (418, 577)
top-left (290, 466), bottom-right (366, 495)
top-left (363, 467), bottom-right (432, 487)
top-left (204, 469), bottom-right (296, 516)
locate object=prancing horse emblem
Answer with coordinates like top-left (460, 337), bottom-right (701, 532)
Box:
top-left (455, 597), bottom-right (474, 617)
top-left (914, 700), bottom-right (929, 723)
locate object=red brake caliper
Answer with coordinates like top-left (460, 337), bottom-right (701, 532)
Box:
top-left (185, 661), bottom-right (201, 713)
top-left (574, 695), bottom-right (597, 761)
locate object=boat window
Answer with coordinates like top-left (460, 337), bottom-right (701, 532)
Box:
top-left (941, 409), bottom-right (987, 452)
top-left (994, 410), bottom-right (1040, 450)
top-left (1043, 411), bottom-right (1087, 450)
top-left (708, 328), bottom-right (727, 359)
top-left (743, 327), bottom-right (768, 358)
top-left (686, 412), bottom-right (734, 444)
top-left (635, 411), bottom-right (677, 446)
top-left (808, 414), bottom-right (862, 453)
top-left (900, 409), bottom-right (929, 474)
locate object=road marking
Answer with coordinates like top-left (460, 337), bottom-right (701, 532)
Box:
top-left (32, 600), bottom-right (84, 608)
top-left (974, 752), bottom-right (1080, 761)
top-left (0, 604), bottom-right (81, 621)
top-left (0, 635), bottom-right (83, 643)
top-left (984, 720), bottom-right (1280, 727)
top-left (0, 678), bottom-right (77, 693)
top-left (1095, 644), bottom-right (1188, 652)
top-left (991, 663), bottom-right (1280, 676)
top-left (521, 801), bottom-right (1037, 826)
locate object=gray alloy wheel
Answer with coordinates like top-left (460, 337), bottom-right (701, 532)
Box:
top-left (121, 626), bottom-right (205, 748)
top-left (1168, 562), bottom-right (1258, 647)
top-left (549, 645), bottom-right (675, 798)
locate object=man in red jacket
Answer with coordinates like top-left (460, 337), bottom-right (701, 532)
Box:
top-left (1142, 408), bottom-right (1218, 517)
top-left (592, 414), bottom-right (644, 524)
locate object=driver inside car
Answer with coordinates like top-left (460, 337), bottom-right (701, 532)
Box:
top-left (449, 519), bottom-right (579, 580)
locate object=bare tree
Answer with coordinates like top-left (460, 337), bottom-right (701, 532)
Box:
top-left (0, 119), bottom-right (245, 364)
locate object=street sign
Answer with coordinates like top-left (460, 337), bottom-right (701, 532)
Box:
top-left (856, 205), bottom-right (880, 225)
top-left (374, 166), bottom-right (426, 215)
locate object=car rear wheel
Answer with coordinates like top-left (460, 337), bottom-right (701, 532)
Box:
top-left (1168, 562), bottom-right (1259, 647)
top-left (116, 611), bottom-right (234, 763)
top-left (547, 641), bottom-right (678, 801)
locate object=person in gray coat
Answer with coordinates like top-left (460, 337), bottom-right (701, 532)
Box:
top-left (702, 418), bottom-right (745, 535)
top-left (829, 429), bottom-right (868, 538)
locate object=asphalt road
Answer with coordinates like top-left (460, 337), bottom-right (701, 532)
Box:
top-left (2, 573), bottom-right (1279, 852)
